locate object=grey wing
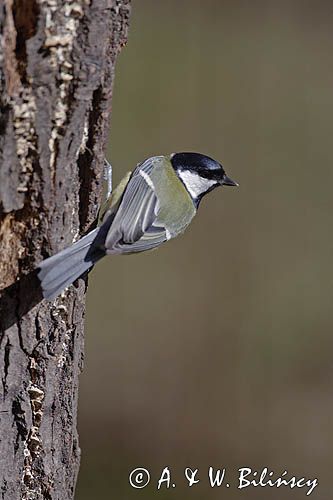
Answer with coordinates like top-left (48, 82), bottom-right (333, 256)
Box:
top-left (104, 159), bottom-right (167, 254)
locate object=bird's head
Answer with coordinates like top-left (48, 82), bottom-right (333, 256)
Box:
top-left (170, 152), bottom-right (238, 205)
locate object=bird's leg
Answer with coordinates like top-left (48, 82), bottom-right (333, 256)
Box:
top-left (104, 159), bottom-right (113, 199)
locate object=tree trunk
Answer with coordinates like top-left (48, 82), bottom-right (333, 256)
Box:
top-left (0, 1), bottom-right (131, 498)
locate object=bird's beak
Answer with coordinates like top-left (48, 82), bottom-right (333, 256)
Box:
top-left (221, 174), bottom-right (239, 187)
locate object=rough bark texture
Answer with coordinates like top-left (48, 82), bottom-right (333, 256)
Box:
top-left (0, 1), bottom-right (131, 498)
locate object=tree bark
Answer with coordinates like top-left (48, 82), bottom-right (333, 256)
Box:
top-left (0, 1), bottom-right (130, 498)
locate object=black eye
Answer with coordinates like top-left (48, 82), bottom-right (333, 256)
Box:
top-left (199, 167), bottom-right (219, 180)
top-left (198, 168), bottom-right (209, 178)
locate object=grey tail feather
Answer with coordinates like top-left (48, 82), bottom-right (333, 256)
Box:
top-left (37, 228), bottom-right (105, 300)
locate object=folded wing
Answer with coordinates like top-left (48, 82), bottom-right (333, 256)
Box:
top-left (104, 158), bottom-right (168, 254)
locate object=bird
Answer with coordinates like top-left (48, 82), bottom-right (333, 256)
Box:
top-left (38, 152), bottom-right (238, 300)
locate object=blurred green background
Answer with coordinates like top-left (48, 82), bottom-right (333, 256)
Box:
top-left (76, 1), bottom-right (333, 498)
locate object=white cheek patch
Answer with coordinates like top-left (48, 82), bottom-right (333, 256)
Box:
top-left (178, 170), bottom-right (217, 199)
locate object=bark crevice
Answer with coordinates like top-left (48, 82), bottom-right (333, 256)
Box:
top-left (12, 0), bottom-right (40, 84)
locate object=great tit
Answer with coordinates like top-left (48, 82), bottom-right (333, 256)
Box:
top-left (38, 152), bottom-right (238, 300)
